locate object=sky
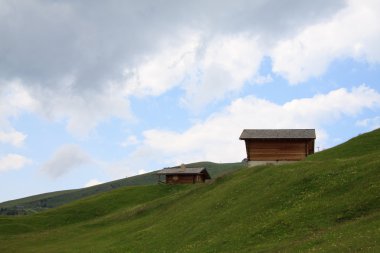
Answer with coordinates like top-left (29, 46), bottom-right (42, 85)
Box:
top-left (0, 0), bottom-right (380, 202)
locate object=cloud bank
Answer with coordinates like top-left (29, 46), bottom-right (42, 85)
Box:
top-left (120, 85), bottom-right (380, 173)
top-left (0, 0), bottom-right (352, 134)
top-left (271, 0), bottom-right (380, 83)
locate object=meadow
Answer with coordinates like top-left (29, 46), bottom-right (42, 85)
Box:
top-left (0, 129), bottom-right (379, 252)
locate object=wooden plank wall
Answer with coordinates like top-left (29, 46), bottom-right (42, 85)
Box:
top-left (166, 175), bottom-right (204, 184)
top-left (246, 139), bottom-right (308, 161)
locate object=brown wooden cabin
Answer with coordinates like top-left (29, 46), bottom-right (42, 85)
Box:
top-left (240, 129), bottom-right (316, 165)
top-left (157, 166), bottom-right (211, 184)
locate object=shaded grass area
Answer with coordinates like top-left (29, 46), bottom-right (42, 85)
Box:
top-left (0, 129), bottom-right (379, 252)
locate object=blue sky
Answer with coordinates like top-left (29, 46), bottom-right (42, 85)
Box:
top-left (1, 0), bottom-right (380, 202)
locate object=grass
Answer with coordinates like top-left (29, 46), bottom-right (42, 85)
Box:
top-left (0, 162), bottom-right (241, 214)
top-left (0, 129), bottom-right (379, 252)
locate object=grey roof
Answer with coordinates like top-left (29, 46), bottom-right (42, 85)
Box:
top-left (239, 129), bottom-right (316, 139)
top-left (157, 167), bottom-right (211, 179)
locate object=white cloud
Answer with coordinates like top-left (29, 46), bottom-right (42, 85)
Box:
top-left (124, 32), bottom-right (264, 110)
top-left (1, 65), bottom-right (131, 139)
top-left (0, 81), bottom-right (38, 123)
top-left (138, 169), bottom-right (146, 175)
top-left (40, 144), bottom-right (91, 178)
top-left (253, 74), bottom-right (273, 85)
top-left (0, 130), bottom-right (26, 147)
top-left (0, 81), bottom-right (35, 146)
top-left (34, 85), bottom-right (133, 137)
top-left (356, 116), bottom-right (380, 130)
top-left (0, 154), bottom-right (31, 173)
top-left (271, 0), bottom-right (380, 83)
top-left (84, 178), bottom-right (103, 187)
top-left (124, 31), bottom-right (199, 97)
top-left (106, 161), bottom-right (144, 179)
top-left (120, 135), bottom-right (140, 148)
top-left (182, 34), bottom-right (263, 109)
top-left (127, 85), bottom-right (380, 166)
top-left (282, 85), bottom-right (380, 122)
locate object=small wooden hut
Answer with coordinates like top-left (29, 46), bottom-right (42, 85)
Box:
top-left (240, 129), bottom-right (316, 166)
top-left (157, 165), bottom-right (211, 184)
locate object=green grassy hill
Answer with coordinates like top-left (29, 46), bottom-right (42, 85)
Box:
top-left (0, 162), bottom-right (241, 215)
top-left (0, 129), bottom-right (379, 252)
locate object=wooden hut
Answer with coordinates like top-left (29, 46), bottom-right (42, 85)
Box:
top-left (157, 165), bottom-right (211, 184)
top-left (240, 129), bottom-right (316, 166)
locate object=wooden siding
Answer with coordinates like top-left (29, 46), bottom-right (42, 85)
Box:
top-left (166, 174), bottom-right (205, 184)
top-left (246, 139), bottom-right (314, 161)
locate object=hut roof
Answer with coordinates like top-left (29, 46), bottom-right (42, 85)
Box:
top-left (157, 167), bottom-right (211, 179)
top-left (239, 129), bottom-right (316, 140)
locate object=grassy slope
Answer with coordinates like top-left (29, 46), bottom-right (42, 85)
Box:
top-left (0, 129), bottom-right (379, 252)
top-left (0, 162), bottom-right (241, 214)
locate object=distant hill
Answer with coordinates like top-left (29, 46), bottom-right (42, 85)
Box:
top-left (0, 129), bottom-right (379, 252)
top-left (0, 161), bottom-right (242, 215)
